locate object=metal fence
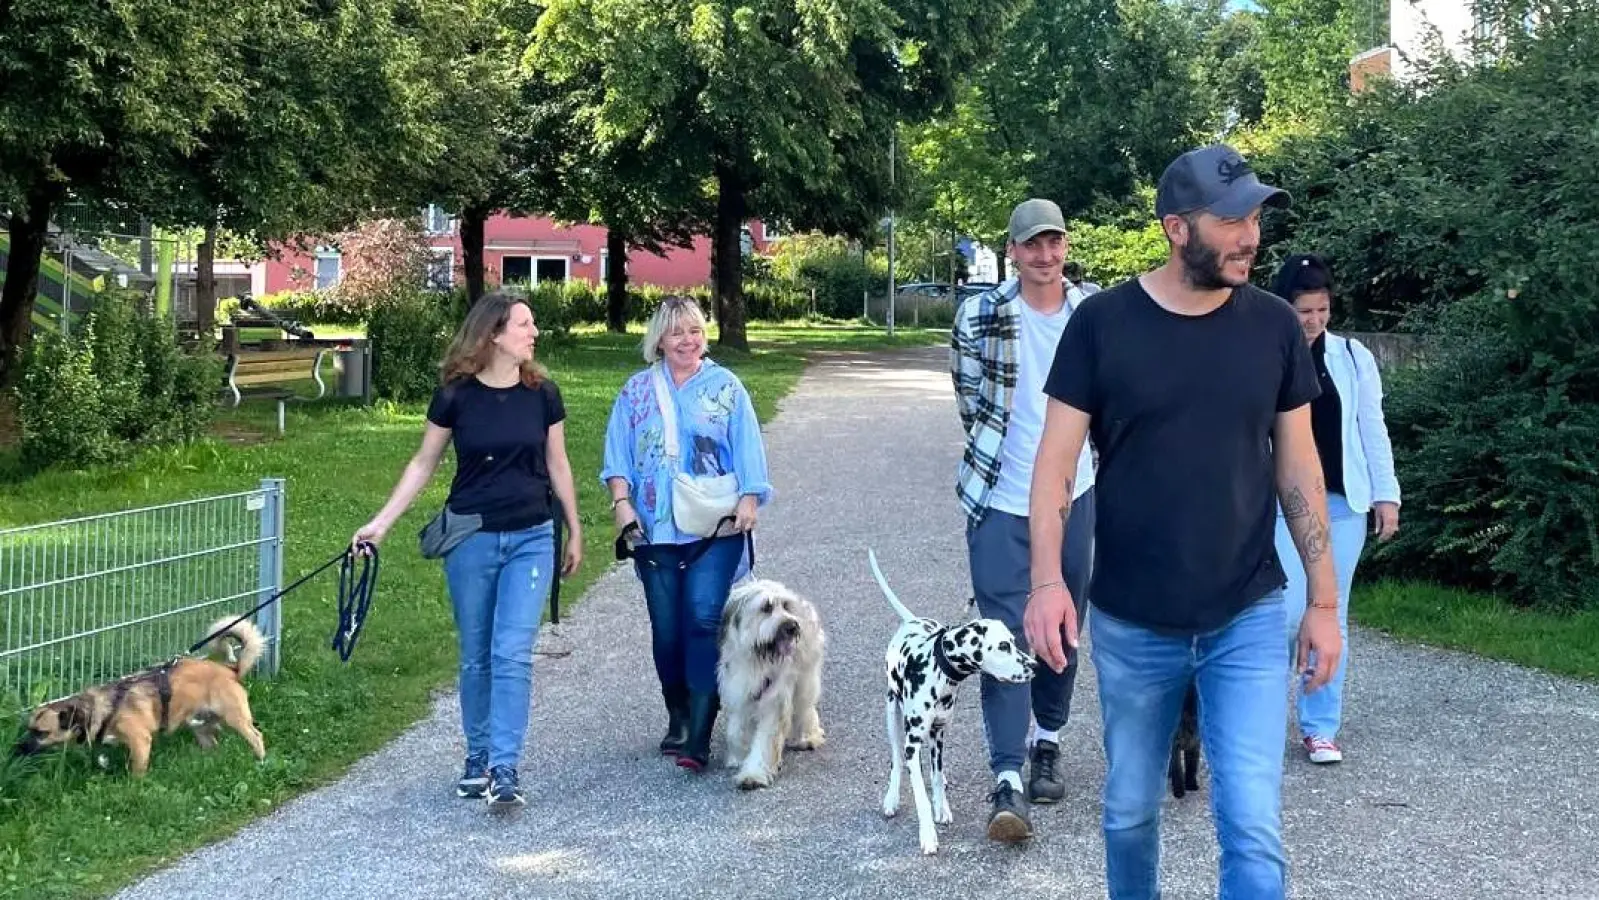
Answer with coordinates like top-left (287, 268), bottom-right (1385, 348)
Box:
top-left (1, 478), bottom-right (285, 707)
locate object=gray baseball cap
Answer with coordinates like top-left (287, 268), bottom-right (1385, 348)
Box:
top-left (1007, 198), bottom-right (1067, 244)
top-left (1155, 144), bottom-right (1290, 219)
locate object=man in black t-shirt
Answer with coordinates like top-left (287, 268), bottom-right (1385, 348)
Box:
top-left (1022, 145), bottom-right (1342, 900)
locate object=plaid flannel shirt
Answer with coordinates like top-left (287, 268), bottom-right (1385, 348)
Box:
top-left (951, 280), bottom-right (1022, 527)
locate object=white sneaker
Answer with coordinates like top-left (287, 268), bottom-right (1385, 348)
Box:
top-left (1304, 736), bottom-right (1343, 764)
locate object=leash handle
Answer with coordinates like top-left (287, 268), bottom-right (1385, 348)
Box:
top-left (331, 546), bottom-right (379, 662)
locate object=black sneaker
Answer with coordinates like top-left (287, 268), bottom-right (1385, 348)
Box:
top-left (1028, 739), bottom-right (1065, 803)
top-left (986, 781), bottom-right (1033, 843)
top-left (456, 752), bottom-right (489, 799)
top-left (487, 765), bottom-right (525, 809)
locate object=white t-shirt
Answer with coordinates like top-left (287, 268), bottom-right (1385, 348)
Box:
top-left (988, 295), bottom-right (1097, 517)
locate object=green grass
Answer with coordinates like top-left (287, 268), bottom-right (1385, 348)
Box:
top-left (1353, 579), bottom-right (1599, 682)
top-left (0, 323), bottom-right (940, 900)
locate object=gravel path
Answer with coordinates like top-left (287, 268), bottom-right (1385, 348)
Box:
top-left (116, 347), bottom-right (1599, 900)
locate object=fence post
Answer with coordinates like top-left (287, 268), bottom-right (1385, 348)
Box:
top-left (255, 477), bottom-right (286, 675)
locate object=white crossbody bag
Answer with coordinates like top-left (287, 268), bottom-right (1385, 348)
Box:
top-left (651, 363), bottom-right (741, 538)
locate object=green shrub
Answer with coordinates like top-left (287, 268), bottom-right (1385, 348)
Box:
top-left (1302, 4), bottom-right (1599, 609)
top-left (368, 291), bottom-right (455, 404)
top-left (15, 328), bottom-right (117, 470)
top-left (12, 292), bottom-right (221, 472)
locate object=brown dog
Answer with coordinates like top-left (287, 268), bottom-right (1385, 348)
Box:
top-left (14, 616), bottom-right (267, 776)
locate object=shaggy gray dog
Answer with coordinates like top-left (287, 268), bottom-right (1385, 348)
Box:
top-left (716, 578), bottom-right (826, 790)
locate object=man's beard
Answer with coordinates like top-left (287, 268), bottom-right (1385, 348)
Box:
top-left (1179, 236), bottom-right (1251, 290)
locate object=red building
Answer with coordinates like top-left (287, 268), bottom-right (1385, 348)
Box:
top-left (262, 208), bottom-right (778, 295)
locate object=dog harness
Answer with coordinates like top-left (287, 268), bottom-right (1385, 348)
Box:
top-left (90, 661), bottom-right (175, 745)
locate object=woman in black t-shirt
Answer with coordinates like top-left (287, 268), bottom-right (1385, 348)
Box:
top-left (353, 292), bottom-right (582, 808)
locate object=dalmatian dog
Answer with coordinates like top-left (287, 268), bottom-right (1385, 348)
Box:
top-left (869, 549), bottom-right (1036, 855)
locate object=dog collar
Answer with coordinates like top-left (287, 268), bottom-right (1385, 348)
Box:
top-left (931, 629), bottom-right (977, 681)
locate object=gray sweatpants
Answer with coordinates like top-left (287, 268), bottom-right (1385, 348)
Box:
top-left (966, 490), bottom-right (1096, 777)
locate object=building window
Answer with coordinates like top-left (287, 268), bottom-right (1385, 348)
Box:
top-left (535, 257), bottom-right (569, 284)
top-left (314, 252), bottom-right (342, 290)
top-left (422, 204), bottom-right (454, 235)
top-left (502, 256), bottom-right (533, 284)
top-left (763, 220), bottom-right (786, 241)
top-left (426, 249), bottom-right (454, 291)
top-left (599, 250), bottom-right (608, 282)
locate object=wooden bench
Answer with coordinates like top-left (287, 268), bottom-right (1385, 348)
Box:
top-left (222, 347), bottom-right (329, 434)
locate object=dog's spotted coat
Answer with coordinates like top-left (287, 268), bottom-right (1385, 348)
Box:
top-left (871, 550), bottom-right (1035, 854)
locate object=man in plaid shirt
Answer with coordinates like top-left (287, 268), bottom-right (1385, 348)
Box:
top-left (950, 198), bottom-right (1098, 844)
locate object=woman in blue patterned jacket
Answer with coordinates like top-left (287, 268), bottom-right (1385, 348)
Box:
top-left (601, 296), bottom-right (772, 772)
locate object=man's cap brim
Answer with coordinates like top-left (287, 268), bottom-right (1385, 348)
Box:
top-left (1010, 224), bottom-right (1067, 244)
top-left (1207, 182), bottom-right (1292, 219)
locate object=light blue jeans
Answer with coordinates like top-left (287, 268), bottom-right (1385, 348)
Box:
top-left (1092, 594), bottom-right (1289, 900)
top-left (1274, 491), bottom-right (1367, 741)
top-left (443, 522), bottom-right (555, 770)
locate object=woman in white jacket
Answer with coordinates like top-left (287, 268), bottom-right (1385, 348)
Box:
top-left (1270, 253), bottom-right (1401, 765)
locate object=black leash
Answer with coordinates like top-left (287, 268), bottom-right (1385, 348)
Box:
top-left (186, 544), bottom-right (379, 663)
top-left (615, 516), bottom-right (755, 571)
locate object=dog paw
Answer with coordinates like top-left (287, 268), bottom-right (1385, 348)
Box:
top-left (786, 730), bottom-right (826, 751)
top-left (882, 797), bottom-right (900, 818)
top-left (935, 804), bottom-right (954, 825)
top-left (919, 829), bottom-right (940, 855)
top-left (736, 769), bottom-right (773, 791)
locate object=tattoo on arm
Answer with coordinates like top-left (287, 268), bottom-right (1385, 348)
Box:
top-left (1281, 485), bottom-right (1330, 564)
top-left (1058, 478), bottom-right (1074, 528)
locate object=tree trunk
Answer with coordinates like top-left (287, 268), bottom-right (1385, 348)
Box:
top-left (712, 163), bottom-right (748, 352)
top-left (605, 228), bottom-right (629, 333)
top-left (0, 184), bottom-right (58, 387)
top-left (995, 233), bottom-right (1008, 281)
top-left (462, 203), bottom-right (489, 305)
top-left (196, 220), bottom-right (218, 338)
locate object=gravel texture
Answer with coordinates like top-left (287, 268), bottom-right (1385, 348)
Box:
top-left (116, 347), bottom-right (1599, 899)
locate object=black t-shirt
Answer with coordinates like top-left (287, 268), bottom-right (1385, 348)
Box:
top-left (1309, 334), bottom-right (1346, 497)
top-left (426, 377), bottom-right (567, 532)
top-left (1043, 278), bottom-right (1321, 634)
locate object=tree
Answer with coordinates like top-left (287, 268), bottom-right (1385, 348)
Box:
top-left (127, 0), bottom-right (491, 321)
top-left (511, 73), bottom-right (711, 330)
top-left (1254, 0), bottom-right (1361, 126)
top-left (0, 0), bottom-right (243, 383)
top-left (980, 0), bottom-right (1253, 219)
top-left (899, 83), bottom-right (1026, 279)
top-left (531, 0), bottom-right (1026, 351)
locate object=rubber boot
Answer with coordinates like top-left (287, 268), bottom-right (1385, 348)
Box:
top-left (659, 683), bottom-right (690, 757)
top-left (675, 691), bottom-right (720, 772)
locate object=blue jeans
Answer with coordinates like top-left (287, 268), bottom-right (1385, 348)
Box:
top-left (443, 522), bottom-right (555, 770)
top-left (1092, 594), bottom-right (1289, 900)
top-left (634, 535), bottom-right (746, 694)
top-left (1274, 491), bottom-right (1367, 741)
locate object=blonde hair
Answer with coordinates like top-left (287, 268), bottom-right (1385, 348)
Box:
top-left (641, 295), bottom-right (708, 364)
top-left (439, 291), bottom-right (547, 387)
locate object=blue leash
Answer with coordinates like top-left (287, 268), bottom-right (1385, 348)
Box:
top-left (332, 545), bottom-right (379, 661)
top-left (187, 544), bottom-right (380, 664)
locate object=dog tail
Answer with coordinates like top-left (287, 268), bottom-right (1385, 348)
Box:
top-left (867, 549), bottom-right (917, 623)
top-left (200, 616), bottom-right (266, 678)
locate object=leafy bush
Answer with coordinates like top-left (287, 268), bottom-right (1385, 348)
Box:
top-left (15, 329), bottom-right (117, 470)
top-left (1277, 4), bottom-right (1599, 608)
top-left (367, 291), bottom-right (456, 404)
top-left (13, 291), bottom-right (221, 471)
top-left (761, 233), bottom-right (882, 318)
top-left (1067, 219), bottom-right (1167, 289)
top-left (243, 290), bottom-right (370, 327)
